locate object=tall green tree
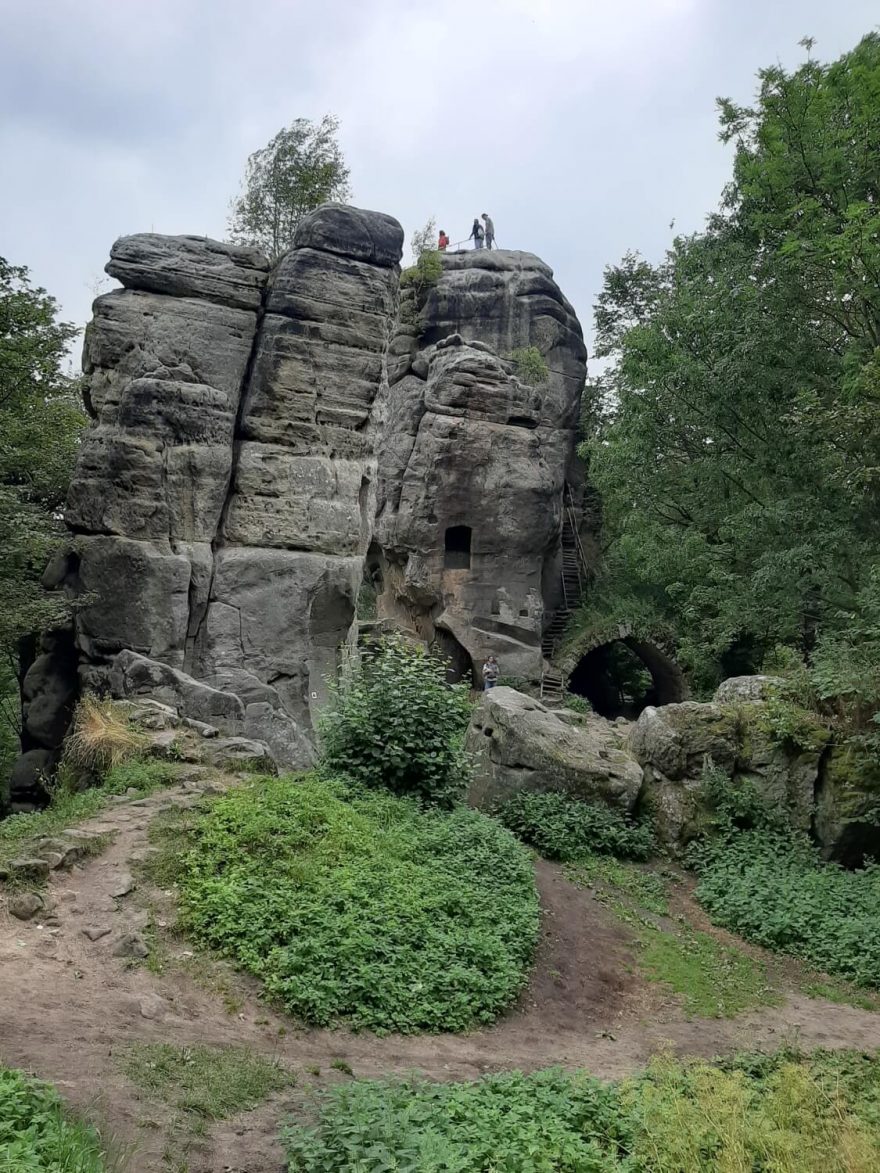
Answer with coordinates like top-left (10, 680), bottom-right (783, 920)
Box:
top-left (581, 33), bottom-right (880, 691)
top-left (227, 115), bottom-right (352, 260)
top-left (0, 258), bottom-right (85, 765)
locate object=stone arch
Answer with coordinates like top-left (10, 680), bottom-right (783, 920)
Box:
top-left (560, 626), bottom-right (684, 719)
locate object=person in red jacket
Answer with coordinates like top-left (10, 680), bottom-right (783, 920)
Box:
top-left (438, 229), bottom-right (449, 251)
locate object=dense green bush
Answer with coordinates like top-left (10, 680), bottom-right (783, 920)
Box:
top-left (318, 635), bottom-right (472, 808)
top-left (177, 774), bottom-right (539, 1033)
top-left (0, 1066), bottom-right (110, 1171)
top-left (497, 791), bottom-right (654, 862)
top-left (692, 827), bottom-right (880, 987)
top-left (283, 1050), bottom-right (880, 1171)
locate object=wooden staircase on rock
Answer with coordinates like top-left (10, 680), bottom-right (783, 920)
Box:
top-left (540, 488), bottom-right (590, 704)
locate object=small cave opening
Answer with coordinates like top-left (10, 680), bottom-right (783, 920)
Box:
top-left (568, 638), bottom-right (683, 719)
top-left (433, 628), bottom-right (476, 687)
top-left (358, 542), bottom-right (384, 622)
top-left (444, 525), bottom-right (472, 570)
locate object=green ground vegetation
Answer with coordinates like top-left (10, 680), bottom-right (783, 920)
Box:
top-left (689, 760), bottom-right (880, 988)
top-left (283, 1049), bottom-right (880, 1172)
top-left (693, 826), bottom-right (880, 988)
top-left (0, 1065), bottom-right (114, 1171)
top-left (172, 773), bottom-right (540, 1033)
top-left (497, 792), bottom-right (654, 862)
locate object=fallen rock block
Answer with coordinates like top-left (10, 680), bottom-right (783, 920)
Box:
top-left (8, 892), bottom-right (44, 921)
top-left (113, 931), bottom-right (149, 959)
top-left (466, 687), bottom-right (642, 812)
top-left (9, 858), bottom-right (50, 881)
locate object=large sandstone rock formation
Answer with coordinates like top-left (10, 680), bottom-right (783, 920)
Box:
top-left (372, 251), bottom-right (588, 681)
top-left (22, 206), bottom-right (404, 787)
top-left (14, 210), bottom-right (589, 800)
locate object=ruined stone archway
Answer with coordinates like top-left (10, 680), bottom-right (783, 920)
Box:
top-left (563, 631), bottom-right (684, 720)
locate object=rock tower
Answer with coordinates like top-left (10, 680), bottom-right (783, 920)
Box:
top-left (15, 205), bottom-right (588, 797)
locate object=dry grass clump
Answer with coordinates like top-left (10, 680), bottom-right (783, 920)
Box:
top-left (62, 695), bottom-right (145, 779)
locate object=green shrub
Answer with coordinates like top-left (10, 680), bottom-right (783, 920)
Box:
top-left (0, 1066), bottom-right (111, 1171)
top-left (497, 791), bottom-right (654, 861)
top-left (319, 634), bottom-right (472, 808)
top-left (510, 346), bottom-right (550, 386)
top-left (282, 1050), bottom-right (880, 1172)
top-left (176, 774), bottom-right (539, 1033)
top-left (563, 693), bottom-right (591, 714)
top-left (692, 825), bottom-right (880, 987)
top-left (698, 757), bottom-right (781, 833)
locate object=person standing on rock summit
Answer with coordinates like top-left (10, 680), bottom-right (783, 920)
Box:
top-left (469, 218), bottom-right (484, 250)
top-left (482, 654), bottom-right (500, 690)
top-left (482, 213), bottom-right (495, 250)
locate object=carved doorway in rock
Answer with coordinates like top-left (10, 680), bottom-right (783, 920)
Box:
top-left (568, 637), bottom-right (683, 719)
top-left (433, 628), bottom-right (476, 687)
top-left (443, 525), bottom-right (472, 570)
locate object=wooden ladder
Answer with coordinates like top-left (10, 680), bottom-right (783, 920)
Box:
top-left (540, 487), bottom-right (590, 704)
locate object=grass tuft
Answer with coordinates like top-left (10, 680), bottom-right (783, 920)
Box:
top-left (63, 695), bottom-right (145, 777)
top-left (121, 1043), bottom-right (292, 1121)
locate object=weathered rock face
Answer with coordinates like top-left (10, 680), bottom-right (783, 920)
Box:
top-left (22, 205), bottom-right (403, 785)
top-left (373, 251), bottom-right (588, 681)
top-left (628, 700), bottom-right (829, 848)
top-left (14, 214), bottom-right (591, 804)
top-left (466, 687), bottom-right (643, 812)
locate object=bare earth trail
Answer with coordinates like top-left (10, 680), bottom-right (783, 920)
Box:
top-left (2, 781), bottom-right (879, 1172)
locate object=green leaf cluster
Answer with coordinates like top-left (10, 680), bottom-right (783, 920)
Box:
top-left (318, 634), bottom-right (473, 808)
top-left (510, 346), bottom-right (549, 387)
top-left (176, 774), bottom-right (540, 1033)
top-left (497, 791), bottom-right (654, 862)
top-left (0, 1065), bottom-right (110, 1171)
top-left (283, 1050), bottom-right (880, 1171)
top-left (0, 257), bottom-right (85, 656)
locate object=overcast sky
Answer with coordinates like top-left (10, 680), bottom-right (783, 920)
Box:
top-left (2, 1), bottom-right (876, 364)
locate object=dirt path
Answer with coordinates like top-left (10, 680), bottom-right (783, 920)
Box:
top-left (2, 781), bottom-right (880, 1171)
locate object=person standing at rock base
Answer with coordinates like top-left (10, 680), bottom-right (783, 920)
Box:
top-left (482, 213), bottom-right (495, 249)
top-left (469, 218), bottom-right (484, 250)
top-left (482, 654), bottom-right (500, 690)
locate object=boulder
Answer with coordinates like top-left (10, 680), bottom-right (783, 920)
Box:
top-left (629, 699), bottom-right (828, 847)
top-left (106, 233), bottom-right (270, 311)
top-left (291, 203), bottom-right (404, 267)
top-left (466, 687), bottom-right (642, 813)
top-left (110, 650), bottom-right (245, 726)
top-left (814, 744), bottom-right (880, 865)
top-left (713, 675), bottom-right (784, 703)
top-left (8, 749), bottom-right (56, 806)
top-left (628, 703), bottom-right (739, 782)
